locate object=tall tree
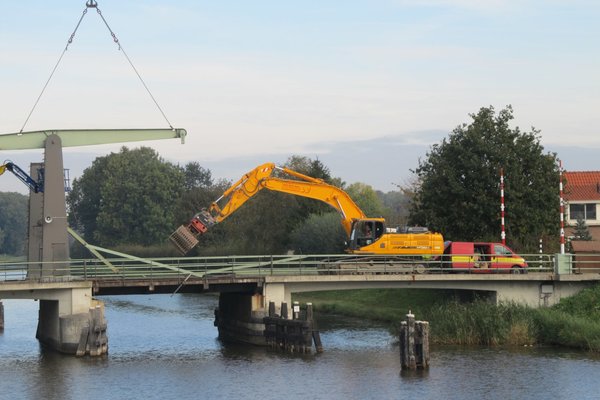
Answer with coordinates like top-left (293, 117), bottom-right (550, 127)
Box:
top-left (0, 192), bottom-right (28, 255)
top-left (410, 106), bottom-right (560, 252)
top-left (67, 147), bottom-right (184, 247)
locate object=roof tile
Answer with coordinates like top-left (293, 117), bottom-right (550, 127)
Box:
top-left (564, 171), bottom-right (600, 201)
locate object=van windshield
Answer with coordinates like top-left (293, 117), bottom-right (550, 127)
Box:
top-left (494, 244), bottom-right (513, 255)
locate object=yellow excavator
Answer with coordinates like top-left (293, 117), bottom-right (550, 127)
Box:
top-left (169, 162), bottom-right (444, 256)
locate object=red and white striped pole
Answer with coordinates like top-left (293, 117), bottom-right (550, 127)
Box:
top-left (500, 168), bottom-right (506, 245)
top-left (559, 160), bottom-right (565, 254)
top-left (539, 238), bottom-right (543, 268)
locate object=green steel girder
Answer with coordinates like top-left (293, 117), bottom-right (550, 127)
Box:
top-left (0, 128), bottom-right (187, 150)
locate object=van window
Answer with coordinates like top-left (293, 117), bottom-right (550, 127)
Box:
top-left (494, 244), bottom-right (513, 255)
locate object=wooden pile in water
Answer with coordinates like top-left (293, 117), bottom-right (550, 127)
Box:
top-left (399, 311), bottom-right (429, 370)
top-left (264, 301), bottom-right (323, 353)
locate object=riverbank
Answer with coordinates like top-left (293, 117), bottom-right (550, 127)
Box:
top-left (294, 284), bottom-right (600, 352)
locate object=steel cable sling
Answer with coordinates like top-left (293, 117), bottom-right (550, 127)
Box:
top-left (20, 0), bottom-right (174, 133)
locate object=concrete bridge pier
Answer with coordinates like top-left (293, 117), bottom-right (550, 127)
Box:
top-left (1, 282), bottom-right (108, 355)
top-left (40, 294), bottom-right (107, 355)
top-left (35, 286), bottom-right (108, 356)
top-left (214, 284), bottom-right (292, 346)
top-left (214, 292), bottom-right (266, 345)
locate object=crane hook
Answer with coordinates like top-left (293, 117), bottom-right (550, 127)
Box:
top-left (86, 0), bottom-right (98, 8)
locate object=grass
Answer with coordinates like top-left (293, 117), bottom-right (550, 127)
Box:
top-left (294, 289), bottom-right (458, 323)
top-left (426, 300), bottom-right (536, 346)
top-left (0, 254), bottom-right (26, 262)
top-left (294, 284), bottom-right (600, 351)
top-left (533, 302), bottom-right (600, 351)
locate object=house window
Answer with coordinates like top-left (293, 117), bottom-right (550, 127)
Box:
top-left (569, 203), bottom-right (597, 220)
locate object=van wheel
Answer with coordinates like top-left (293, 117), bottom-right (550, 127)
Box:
top-left (511, 266), bottom-right (523, 274)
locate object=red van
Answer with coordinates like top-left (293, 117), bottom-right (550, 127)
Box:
top-left (442, 241), bottom-right (527, 273)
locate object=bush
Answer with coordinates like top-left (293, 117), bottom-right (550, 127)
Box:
top-left (533, 308), bottom-right (600, 351)
top-left (426, 300), bottom-right (535, 346)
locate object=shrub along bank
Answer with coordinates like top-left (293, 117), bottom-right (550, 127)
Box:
top-left (293, 285), bottom-right (600, 352)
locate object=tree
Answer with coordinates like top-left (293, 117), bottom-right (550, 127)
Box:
top-left (67, 147), bottom-right (184, 247)
top-left (289, 212), bottom-right (347, 254)
top-left (281, 155), bottom-right (336, 218)
top-left (410, 106), bottom-right (560, 252)
top-left (0, 192), bottom-right (28, 255)
top-left (183, 161), bottom-right (213, 190)
top-left (283, 156), bottom-right (332, 181)
top-left (345, 182), bottom-right (386, 217)
top-left (573, 218), bottom-right (593, 241)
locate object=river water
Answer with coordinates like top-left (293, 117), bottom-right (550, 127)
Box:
top-left (1, 294), bottom-right (599, 400)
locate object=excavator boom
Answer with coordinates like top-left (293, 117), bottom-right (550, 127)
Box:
top-left (204, 162), bottom-right (366, 231)
top-left (169, 162), bottom-right (366, 254)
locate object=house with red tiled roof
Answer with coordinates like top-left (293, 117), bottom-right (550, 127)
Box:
top-left (564, 171), bottom-right (600, 240)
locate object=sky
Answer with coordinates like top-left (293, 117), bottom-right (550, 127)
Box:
top-left (1, 0), bottom-right (599, 194)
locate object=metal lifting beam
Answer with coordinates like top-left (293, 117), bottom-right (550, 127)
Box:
top-left (0, 128), bottom-right (186, 150)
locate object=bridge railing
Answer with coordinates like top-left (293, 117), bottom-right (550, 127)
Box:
top-left (0, 253), bottom-right (598, 282)
top-left (568, 253), bottom-right (600, 275)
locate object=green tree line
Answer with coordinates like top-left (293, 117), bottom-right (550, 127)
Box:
top-left (0, 105), bottom-right (562, 257)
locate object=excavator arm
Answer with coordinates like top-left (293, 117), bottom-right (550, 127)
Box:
top-left (169, 162), bottom-right (366, 254)
top-left (207, 162), bottom-right (278, 223)
top-left (209, 162), bottom-right (365, 233)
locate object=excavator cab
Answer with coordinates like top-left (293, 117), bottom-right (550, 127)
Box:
top-left (348, 219), bottom-right (385, 250)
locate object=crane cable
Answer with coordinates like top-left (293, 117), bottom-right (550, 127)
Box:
top-left (20, 0), bottom-right (174, 133)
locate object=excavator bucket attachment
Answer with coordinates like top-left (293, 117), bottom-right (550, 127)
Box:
top-left (169, 225), bottom-right (199, 255)
top-left (169, 210), bottom-right (217, 254)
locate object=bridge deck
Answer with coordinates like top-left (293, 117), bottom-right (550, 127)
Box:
top-left (1, 254), bottom-right (599, 297)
